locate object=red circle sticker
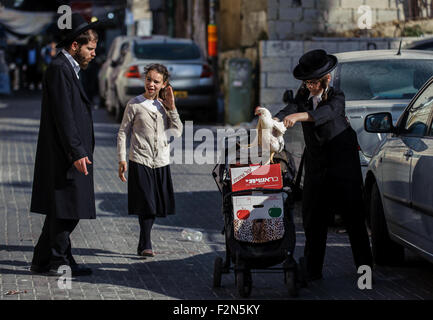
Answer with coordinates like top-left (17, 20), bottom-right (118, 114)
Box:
top-left (236, 210), bottom-right (250, 220)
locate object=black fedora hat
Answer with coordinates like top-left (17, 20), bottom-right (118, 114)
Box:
top-left (56, 13), bottom-right (100, 49)
top-left (293, 49), bottom-right (338, 80)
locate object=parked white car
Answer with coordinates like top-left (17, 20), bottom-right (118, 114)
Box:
top-left (98, 35), bottom-right (133, 112)
top-left (283, 49), bottom-right (433, 179)
top-left (364, 76), bottom-right (433, 265)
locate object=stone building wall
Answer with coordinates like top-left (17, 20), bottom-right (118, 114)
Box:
top-left (267, 0), bottom-right (405, 40)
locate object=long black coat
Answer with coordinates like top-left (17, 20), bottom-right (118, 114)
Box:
top-left (275, 87), bottom-right (364, 226)
top-left (30, 52), bottom-right (96, 220)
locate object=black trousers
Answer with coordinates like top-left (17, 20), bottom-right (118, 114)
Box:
top-left (31, 214), bottom-right (79, 269)
top-left (302, 180), bottom-right (373, 277)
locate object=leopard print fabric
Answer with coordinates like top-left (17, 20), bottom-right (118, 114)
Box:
top-left (233, 218), bottom-right (285, 243)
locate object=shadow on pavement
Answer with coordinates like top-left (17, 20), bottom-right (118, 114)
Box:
top-left (0, 244), bottom-right (120, 255)
top-left (2, 243), bottom-right (433, 299)
top-left (0, 245), bottom-right (235, 299)
top-left (0, 181), bottom-right (32, 189)
top-left (95, 190), bottom-right (223, 231)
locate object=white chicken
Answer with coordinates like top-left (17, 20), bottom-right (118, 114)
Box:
top-left (252, 106), bottom-right (287, 164)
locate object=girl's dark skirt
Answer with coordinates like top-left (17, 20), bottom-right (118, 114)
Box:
top-left (128, 160), bottom-right (175, 217)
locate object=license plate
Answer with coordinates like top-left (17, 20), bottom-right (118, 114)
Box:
top-left (174, 91), bottom-right (188, 99)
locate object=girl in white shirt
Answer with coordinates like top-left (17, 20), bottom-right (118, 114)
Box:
top-left (117, 64), bottom-right (183, 257)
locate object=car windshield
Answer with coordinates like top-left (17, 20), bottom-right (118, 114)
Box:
top-left (133, 42), bottom-right (201, 60)
top-left (339, 59), bottom-right (433, 100)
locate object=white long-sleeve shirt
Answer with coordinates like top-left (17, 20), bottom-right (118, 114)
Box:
top-left (117, 95), bottom-right (183, 168)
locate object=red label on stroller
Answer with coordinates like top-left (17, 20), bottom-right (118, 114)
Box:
top-left (230, 164), bottom-right (282, 191)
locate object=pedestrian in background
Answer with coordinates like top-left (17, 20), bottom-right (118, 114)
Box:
top-left (25, 37), bottom-right (42, 90)
top-left (273, 49), bottom-right (373, 281)
top-left (117, 63), bottom-right (183, 257)
top-left (30, 13), bottom-right (99, 277)
top-left (0, 49), bottom-right (10, 95)
top-left (40, 41), bottom-right (57, 74)
top-left (6, 45), bottom-right (25, 91)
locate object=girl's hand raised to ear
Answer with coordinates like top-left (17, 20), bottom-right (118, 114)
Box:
top-left (161, 85), bottom-right (176, 111)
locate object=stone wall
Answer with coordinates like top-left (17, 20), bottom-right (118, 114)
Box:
top-left (267, 0), bottom-right (405, 40)
top-left (219, 0), bottom-right (268, 51)
top-left (130, 0), bottom-right (152, 36)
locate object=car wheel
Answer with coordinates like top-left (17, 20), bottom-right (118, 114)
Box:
top-left (108, 101), bottom-right (116, 116)
top-left (114, 89), bottom-right (125, 123)
top-left (99, 95), bottom-right (106, 109)
top-left (208, 96), bottom-right (224, 124)
top-left (370, 182), bottom-right (405, 266)
top-left (115, 101), bottom-right (125, 123)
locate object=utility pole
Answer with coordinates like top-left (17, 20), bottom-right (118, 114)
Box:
top-left (208, 0), bottom-right (217, 59)
top-left (167, 0), bottom-right (174, 37)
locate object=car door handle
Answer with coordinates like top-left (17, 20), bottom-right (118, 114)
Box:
top-left (404, 150), bottom-right (413, 158)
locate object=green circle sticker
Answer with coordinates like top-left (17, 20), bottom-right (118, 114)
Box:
top-left (268, 207), bottom-right (282, 217)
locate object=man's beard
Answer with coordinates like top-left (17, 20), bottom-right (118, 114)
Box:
top-left (73, 48), bottom-right (89, 70)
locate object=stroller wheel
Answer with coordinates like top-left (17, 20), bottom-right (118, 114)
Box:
top-left (213, 257), bottom-right (223, 288)
top-left (285, 269), bottom-right (298, 298)
top-left (236, 270), bottom-right (252, 298)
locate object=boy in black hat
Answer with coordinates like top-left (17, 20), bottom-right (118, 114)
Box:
top-left (30, 13), bottom-right (100, 277)
top-left (274, 49), bottom-right (373, 281)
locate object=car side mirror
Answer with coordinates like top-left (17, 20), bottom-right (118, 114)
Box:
top-left (364, 112), bottom-right (394, 133)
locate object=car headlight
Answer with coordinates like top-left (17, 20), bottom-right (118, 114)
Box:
top-left (358, 150), bottom-right (370, 166)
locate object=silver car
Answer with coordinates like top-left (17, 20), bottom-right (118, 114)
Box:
top-left (364, 76), bottom-right (433, 265)
top-left (109, 36), bottom-right (216, 122)
top-left (284, 49), bottom-right (433, 179)
top-left (98, 35), bottom-right (132, 112)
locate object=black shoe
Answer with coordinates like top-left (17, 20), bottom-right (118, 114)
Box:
top-left (30, 264), bottom-right (50, 274)
top-left (47, 264), bottom-right (92, 277)
top-left (138, 249), bottom-right (155, 257)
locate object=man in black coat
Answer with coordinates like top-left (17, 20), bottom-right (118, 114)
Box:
top-left (274, 50), bottom-right (373, 281)
top-left (30, 14), bottom-right (100, 277)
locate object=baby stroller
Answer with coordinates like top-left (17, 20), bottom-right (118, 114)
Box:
top-left (211, 132), bottom-right (306, 298)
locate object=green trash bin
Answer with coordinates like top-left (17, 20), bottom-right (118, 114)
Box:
top-left (226, 58), bottom-right (252, 125)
